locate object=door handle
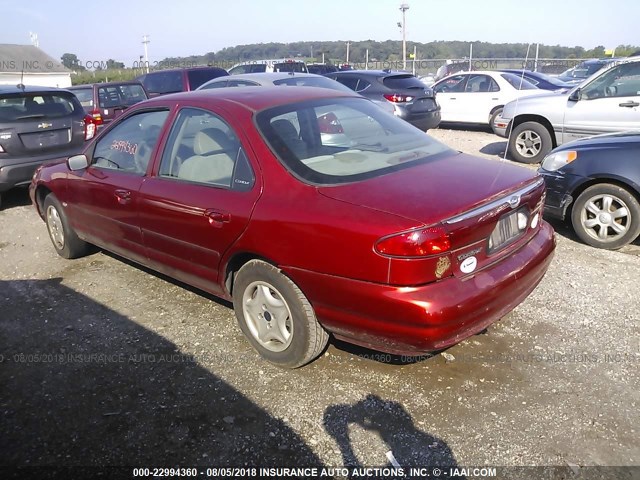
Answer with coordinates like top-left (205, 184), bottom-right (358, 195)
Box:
top-left (205, 209), bottom-right (230, 226)
top-left (114, 189), bottom-right (132, 205)
top-left (619, 101), bottom-right (639, 108)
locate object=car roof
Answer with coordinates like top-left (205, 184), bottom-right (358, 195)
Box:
top-left (143, 85), bottom-right (361, 112)
top-left (69, 80), bottom-right (144, 89)
top-left (205, 72), bottom-right (325, 85)
top-left (331, 69), bottom-right (413, 78)
top-left (0, 85), bottom-right (69, 95)
top-left (141, 66), bottom-right (227, 74)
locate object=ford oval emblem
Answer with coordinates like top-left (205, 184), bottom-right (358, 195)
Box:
top-left (508, 195), bottom-right (520, 209)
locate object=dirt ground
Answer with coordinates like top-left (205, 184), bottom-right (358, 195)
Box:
top-left (1, 126), bottom-right (638, 478)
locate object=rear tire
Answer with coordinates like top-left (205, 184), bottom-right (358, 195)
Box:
top-left (44, 193), bottom-right (89, 259)
top-left (571, 184), bottom-right (640, 250)
top-left (508, 121), bottom-right (553, 164)
top-left (489, 107), bottom-right (503, 135)
top-left (232, 259), bottom-right (329, 368)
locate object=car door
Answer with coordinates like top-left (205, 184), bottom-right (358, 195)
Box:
top-left (459, 74), bottom-right (502, 123)
top-left (432, 74), bottom-right (468, 122)
top-left (562, 61), bottom-right (640, 142)
top-left (66, 109), bottom-right (170, 263)
top-left (137, 107), bottom-right (260, 296)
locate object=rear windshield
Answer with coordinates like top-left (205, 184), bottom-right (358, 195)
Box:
top-left (256, 97), bottom-right (453, 185)
top-left (0, 92), bottom-right (79, 121)
top-left (382, 74), bottom-right (427, 90)
top-left (142, 71), bottom-right (183, 94)
top-left (98, 84), bottom-right (148, 108)
top-left (273, 76), bottom-right (354, 93)
top-left (500, 73), bottom-right (538, 90)
top-left (69, 87), bottom-right (93, 108)
top-left (273, 62), bottom-right (307, 73)
top-left (187, 69), bottom-right (228, 90)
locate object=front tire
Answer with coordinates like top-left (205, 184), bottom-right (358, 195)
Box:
top-left (44, 193), bottom-right (89, 259)
top-left (508, 121), bottom-right (553, 164)
top-left (232, 260), bottom-right (329, 368)
top-left (571, 184), bottom-right (640, 250)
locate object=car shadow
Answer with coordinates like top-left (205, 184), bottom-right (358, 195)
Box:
top-left (0, 278), bottom-right (322, 467)
top-left (545, 216), bottom-right (640, 253)
top-left (0, 188), bottom-right (32, 210)
top-left (479, 141), bottom-right (508, 158)
top-left (435, 123), bottom-right (492, 134)
top-left (323, 394), bottom-right (463, 477)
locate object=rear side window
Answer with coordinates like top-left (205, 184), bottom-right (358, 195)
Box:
top-left (98, 84), bottom-right (148, 108)
top-left (70, 88), bottom-right (93, 108)
top-left (0, 92), bottom-right (79, 121)
top-left (187, 69), bottom-right (229, 90)
top-left (383, 75), bottom-right (427, 90)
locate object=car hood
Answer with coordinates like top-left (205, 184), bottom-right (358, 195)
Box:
top-left (502, 91), bottom-right (572, 118)
top-left (317, 152), bottom-right (537, 226)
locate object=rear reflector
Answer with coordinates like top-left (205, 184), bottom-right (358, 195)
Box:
top-left (375, 225), bottom-right (451, 257)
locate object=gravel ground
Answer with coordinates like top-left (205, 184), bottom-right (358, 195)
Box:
top-left (1, 126), bottom-right (638, 476)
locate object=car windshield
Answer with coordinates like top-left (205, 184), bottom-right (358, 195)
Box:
top-left (256, 97), bottom-right (454, 185)
top-left (272, 76), bottom-right (353, 93)
top-left (69, 87), bottom-right (93, 108)
top-left (273, 62), bottom-right (307, 73)
top-left (500, 73), bottom-right (538, 90)
top-left (0, 92), bottom-right (78, 121)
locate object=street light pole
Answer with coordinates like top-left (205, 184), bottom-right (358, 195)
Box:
top-left (400, 3), bottom-right (409, 70)
top-left (142, 34), bottom-right (150, 73)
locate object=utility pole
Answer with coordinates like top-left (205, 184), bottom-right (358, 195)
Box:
top-left (400, 4), bottom-right (410, 70)
top-left (346, 41), bottom-right (350, 65)
top-left (142, 34), bottom-right (150, 73)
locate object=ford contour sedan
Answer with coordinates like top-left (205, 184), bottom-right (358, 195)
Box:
top-left (30, 87), bottom-right (555, 368)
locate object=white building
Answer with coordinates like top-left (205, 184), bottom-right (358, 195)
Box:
top-left (0, 44), bottom-right (72, 88)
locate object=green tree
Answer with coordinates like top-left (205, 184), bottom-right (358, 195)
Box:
top-left (61, 53), bottom-right (84, 71)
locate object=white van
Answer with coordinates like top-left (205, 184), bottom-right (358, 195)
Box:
top-left (228, 59), bottom-right (308, 75)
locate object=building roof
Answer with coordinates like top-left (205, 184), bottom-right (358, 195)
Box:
top-left (0, 44), bottom-right (70, 74)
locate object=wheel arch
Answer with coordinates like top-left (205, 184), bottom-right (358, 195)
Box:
top-left (566, 175), bottom-right (640, 218)
top-left (223, 252), bottom-right (276, 297)
top-left (511, 114), bottom-right (557, 148)
top-left (35, 185), bottom-right (53, 218)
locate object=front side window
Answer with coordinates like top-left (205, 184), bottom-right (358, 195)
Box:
top-left (581, 62), bottom-right (640, 99)
top-left (92, 110), bottom-right (169, 174)
top-left (434, 75), bottom-right (466, 93)
top-left (158, 108), bottom-right (249, 189)
top-left (256, 97), bottom-right (453, 185)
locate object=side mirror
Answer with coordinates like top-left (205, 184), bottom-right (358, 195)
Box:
top-left (568, 88), bottom-right (581, 102)
top-left (68, 154), bottom-right (89, 171)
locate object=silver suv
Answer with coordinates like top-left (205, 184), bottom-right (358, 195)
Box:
top-left (495, 57), bottom-right (640, 163)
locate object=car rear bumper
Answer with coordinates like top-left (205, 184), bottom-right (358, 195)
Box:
top-left (283, 221), bottom-right (555, 356)
top-left (400, 109), bottom-right (441, 131)
top-left (0, 151), bottom-right (78, 193)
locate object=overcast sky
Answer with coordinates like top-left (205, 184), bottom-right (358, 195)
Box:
top-left (2, 0), bottom-right (638, 65)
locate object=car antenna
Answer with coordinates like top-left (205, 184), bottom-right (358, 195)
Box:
top-left (17, 70), bottom-right (26, 90)
top-left (502, 43), bottom-right (532, 162)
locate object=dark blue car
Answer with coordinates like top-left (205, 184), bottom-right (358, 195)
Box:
top-left (538, 132), bottom-right (640, 249)
top-left (499, 69), bottom-right (573, 91)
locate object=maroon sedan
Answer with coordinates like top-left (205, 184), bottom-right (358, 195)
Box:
top-left (29, 87), bottom-right (555, 368)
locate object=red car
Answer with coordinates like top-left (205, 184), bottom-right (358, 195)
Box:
top-left (29, 87), bottom-right (555, 368)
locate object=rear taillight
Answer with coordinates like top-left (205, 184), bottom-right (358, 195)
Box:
top-left (375, 225), bottom-right (451, 257)
top-left (84, 115), bottom-right (97, 141)
top-left (383, 93), bottom-right (414, 103)
top-left (89, 109), bottom-right (104, 125)
top-left (317, 112), bottom-right (344, 134)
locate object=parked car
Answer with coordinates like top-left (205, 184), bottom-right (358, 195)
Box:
top-left (306, 63), bottom-right (338, 75)
top-left (228, 59), bottom-right (308, 75)
top-left (434, 60), bottom-right (474, 82)
top-left (0, 85), bottom-right (95, 208)
top-left (197, 72), bottom-right (353, 93)
top-left (557, 58), bottom-right (619, 86)
top-left (432, 71), bottom-right (547, 131)
top-left (29, 87), bottom-right (555, 368)
top-left (68, 81), bottom-right (149, 128)
top-left (326, 70), bottom-right (441, 131)
top-left (538, 131), bottom-right (640, 249)
top-left (136, 67), bottom-right (228, 97)
top-left (494, 57), bottom-right (640, 164)
top-left (499, 69), bottom-right (573, 92)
